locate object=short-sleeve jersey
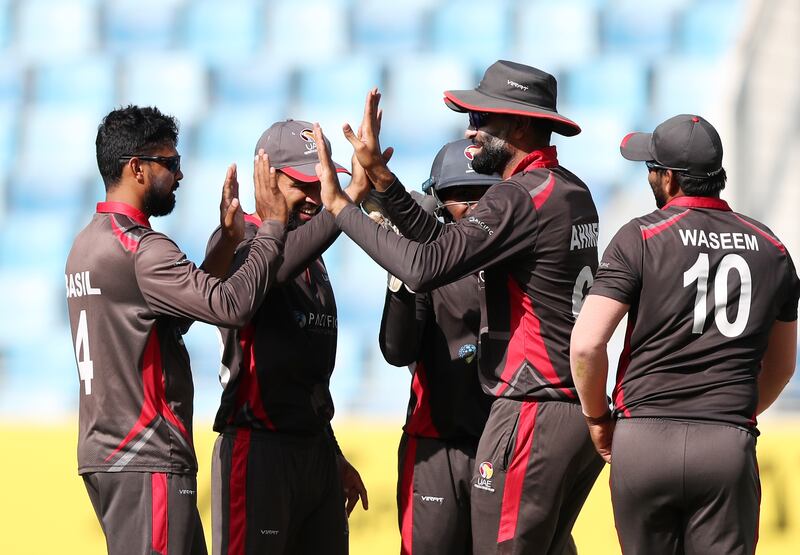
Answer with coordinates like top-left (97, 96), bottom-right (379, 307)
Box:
top-left (65, 202), bottom-right (284, 474)
top-left (590, 196), bottom-right (800, 429)
top-left (337, 146), bottom-right (600, 402)
top-left (212, 214), bottom-right (339, 435)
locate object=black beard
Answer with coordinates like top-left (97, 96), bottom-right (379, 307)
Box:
top-left (143, 186), bottom-right (176, 217)
top-left (286, 211), bottom-right (301, 230)
top-left (471, 136), bottom-right (512, 175)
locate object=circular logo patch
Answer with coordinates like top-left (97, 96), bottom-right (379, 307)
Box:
top-left (464, 144), bottom-right (479, 161)
top-left (479, 461), bottom-right (494, 480)
top-left (300, 129), bottom-right (316, 143)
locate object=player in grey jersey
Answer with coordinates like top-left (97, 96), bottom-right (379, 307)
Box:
top-left (65, 105), bottom-right (288, 555)
top-left (571, 114), bottom-right (799, 554)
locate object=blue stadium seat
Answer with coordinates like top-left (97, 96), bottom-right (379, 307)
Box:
top-left (678, 0), bottom-right (744, 57)
top-left (17, 0), bottom-right (99, 61)
top-left (0, 0), bottom-right (11, 50)
top-left (297, 58), bottom-right (383, 114)
top-left (212, 62), bottom-right (291, 108)
top-left (104, 0), bottom-right (183, 53)
top-left (565, 56), bottom-right (649, 117)
top-left (181, 0), bottom-right (265, 63)
top-left (0, 103), bottom-right (18, 175)
top-left (33, 56), bottom-right (116, 111)
top-left (602, 2), bottom-right (676, 60)
top-left (517, 1), bottom-right (600, 72)
top-left (0, 59), bottom-right (23, 109)
top-left (20, 107), bottom-right (99, 181)
top-left (266, 1), bottom-right (347, 63)
top-left (120, 53), bottom-right (208, 127)
top-left (352, 3), bottom-right (426, 57)
top-left (0, 213), bottom-right (77, 274)
top-left (194, 105), bottom-right (285, 164)
top-left (430, 0), bottom-right (513, 65)
top-left (651, 57), bottom-right (722, 117)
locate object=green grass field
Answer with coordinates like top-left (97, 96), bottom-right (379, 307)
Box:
top-left (2, 421), bottom-right (798, 554)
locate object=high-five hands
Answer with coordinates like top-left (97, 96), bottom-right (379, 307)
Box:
top-left (219, 163), bottom-right (245, 245)
top-left (314, 124), bottom-right (351, 217)
top-left (253, 149), bottom-right (289, 225)
top-left (342, 88), bottom-right (395, 191)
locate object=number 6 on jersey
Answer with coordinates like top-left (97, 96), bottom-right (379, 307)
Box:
top-left (74, 309), bottom-right (94, 395)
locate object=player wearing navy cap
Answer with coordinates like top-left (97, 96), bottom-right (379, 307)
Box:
top-left (375, 139), bottom-right (498, 554)
top-left (571, 114), bottom-right (799, 554)
top-left (318, 61), bottom-right (603, 555)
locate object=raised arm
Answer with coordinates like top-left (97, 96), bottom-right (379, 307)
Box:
top-left (379, 284), bottom-right (429, 367)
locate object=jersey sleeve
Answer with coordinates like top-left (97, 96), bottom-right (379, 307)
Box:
top-left (334, 181), bottom-right (537, 292)
top-left (135, 220), bottom-right (285, 327)
top-left (777, 251), bottom-right (800, 322)
top-left (276, 210), bottom-right (340, 282)
top-left (589, 220), bottom-right (642, 305)
top-left (379, 284), bottom-right (430, 367)
top-left (370, 178), bottom-right (445, 243)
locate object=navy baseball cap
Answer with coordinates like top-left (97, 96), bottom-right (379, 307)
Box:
top-left (422, 139), bottom-right (503, 193)
top-left (620, 114), bottom-right (724, 177)
top-left (443, 60), bottom-right (581, 137)
top-left (254, 119), bottom-right (350, 182)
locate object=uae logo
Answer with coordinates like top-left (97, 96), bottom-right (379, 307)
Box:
top-left (464, 144), bottom-right (479, 161)
top-left (300, 128), bottom-right (315, 142)
top-left (479, 461), bottom-right (493, 480)
top-left (293, 310), bottom-right (307, 328)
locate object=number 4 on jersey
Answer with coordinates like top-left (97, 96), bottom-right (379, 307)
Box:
top-left (74, 309), bottom-right (94, 395)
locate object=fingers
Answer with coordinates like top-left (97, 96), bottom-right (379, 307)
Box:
top-left (342, 122), bottom-right (361, 149)
top-left (382, 146), bottom-right (394, 163)
top-left (223, 198), bottom-right (240, 228)
top-left (345, 491), bottom-right (357, 516)
top-left (313, 123), bottom-right (337, 177)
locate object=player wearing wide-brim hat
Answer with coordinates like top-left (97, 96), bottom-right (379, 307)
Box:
top-left (205, 119), bottom-right (372, 555)
top-left (375, 138), bottom-right (499, 554)
top-left (572, 114), bottom-right (800, 554)
top-left (317, 62), bottom-right (602, 554)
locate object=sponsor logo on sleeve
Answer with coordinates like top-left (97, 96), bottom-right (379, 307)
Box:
top-left (467, 216), bottom-right (494, 236)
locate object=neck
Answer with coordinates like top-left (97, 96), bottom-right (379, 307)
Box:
top-left (105, 182), bottom-right (146, 214)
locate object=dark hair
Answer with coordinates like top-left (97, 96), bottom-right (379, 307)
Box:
top-left (674, 167), bottom-right (727, 197)
top-left (96, 105), bottom-right (179, 190)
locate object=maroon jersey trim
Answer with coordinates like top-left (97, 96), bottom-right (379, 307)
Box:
top-left (511, 146), bottom-right (559, 175)
top-left (404, 362), bottom-right (439, 437)
top-left (530, 172), bottom-right (556, 210)
top-left (96, 201), bottom-right (151, 227)
top-left (233, 324), bottom-right (276, 430)
top-left (497, 401), bottom-right (538, 542)
top-left (497, 278), bottom-right (575, 399)
top-left (732, 213), bottom-right (786, 255)
top-left (229, 429), bottom-right (250, 555)
top-left (640, 210), bottom-right (691, 240)
top-left (151, 473), bottom-right (168, 554)
top-left (662, 196), bottom-right (731, 211)
top-left (109, 215), bottom-right (143, 253)
top-left (399, 436), bottom-right (418, 555)
top-left (612, 319), bottom-right (634, 418)
top-left (105, 326), bottom-right (191, 464)
top-left (244, 213), bottom-right (262, 226)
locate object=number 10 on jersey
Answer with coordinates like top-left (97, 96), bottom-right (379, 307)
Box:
top-left (683, 253), bottom-right (752, 338)
top-left (74, 309), bottom-right (94, 395)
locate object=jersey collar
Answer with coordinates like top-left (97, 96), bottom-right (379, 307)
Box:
top-left (662, 196), bottom-right (731, 212)
top-left (96, 202), bottom-right (151, 228)
top-left (511, 145), bottom-right (559, 175)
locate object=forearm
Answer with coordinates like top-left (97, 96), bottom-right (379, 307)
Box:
top-left (370, 178), bottom-right (444, 243)
top-left (571, 345), bottom-right (611, 418)
top-left (201, 235), bottom-right (239, 279)
top-left (277, 210), bottom-right (340, 282)
top-left (379, 287), bottom-right (424, 366)
top-left (756, 319), bottom-right (797, 415)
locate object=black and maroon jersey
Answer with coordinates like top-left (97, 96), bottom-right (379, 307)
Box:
top-left (65, 202), bottom-right (285, 475)
top-left (210, 211), bottom-right (340, 435)
top-left (590, 196), bottom-right (800, 429)
top-left (337, 146), bottom-right (599, 402)
top-left (379, 273), bottom-right (491, 440)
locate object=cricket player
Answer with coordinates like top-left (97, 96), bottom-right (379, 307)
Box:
top-left (377, 139), bottom-right (499, 554)
top-left (65, 105), bottom-right (288, 555)
top-left (571, 114), bottom-right (799, 554)
top-left (317, 60), bottom-right (604, 554)
top-left (206, 120), bottom-right (381, 555)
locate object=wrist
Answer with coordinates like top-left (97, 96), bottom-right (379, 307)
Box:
top-left (367, 166), bottom-right (395, 191)
top-left (328, 194), bottom-right (352, 217)
top-left (583, 410), bottom-right (612, 425)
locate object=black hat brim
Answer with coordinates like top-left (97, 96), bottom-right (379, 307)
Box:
top-left (619, 132), bottom-right (655, 161)
top-left (443, 90), bottom-right (581, 137)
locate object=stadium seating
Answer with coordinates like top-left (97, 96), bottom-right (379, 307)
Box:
top-left (1, 0), bottom-right (788, 418)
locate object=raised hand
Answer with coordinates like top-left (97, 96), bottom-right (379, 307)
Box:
top-left (219, 163), bottom-right (244, 245)
top-left (253, 149), bottom-right (289, 225)
top-left (314, 123), bottom-right (352, 216)
top-left (342, 88), bottom-right (395, 191)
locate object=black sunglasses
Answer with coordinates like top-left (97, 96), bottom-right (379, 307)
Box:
top-left (468, 111), bottom-right (491, 130)
top-left (120, 155), bottom-right (181, 174)
top-left (645, 160), bottom-right (687, 173)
